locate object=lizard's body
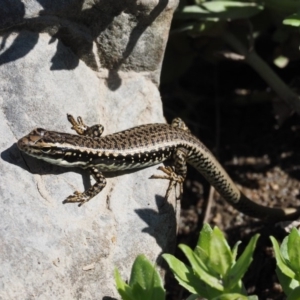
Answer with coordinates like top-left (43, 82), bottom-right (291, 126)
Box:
top-left (17, 114), bottom-right (300, 221)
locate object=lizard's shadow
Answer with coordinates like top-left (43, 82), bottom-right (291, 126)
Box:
top-left (134, 194), bottom-right (177, 266)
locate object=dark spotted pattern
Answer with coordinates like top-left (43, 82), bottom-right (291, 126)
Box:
top-left (17, 116), bottom-right (300, 220)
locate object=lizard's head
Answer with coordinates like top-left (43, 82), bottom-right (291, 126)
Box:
top-left (17, 128), bottom-right (88, 167)
top-left (17, 128), bottom-right (54, 156)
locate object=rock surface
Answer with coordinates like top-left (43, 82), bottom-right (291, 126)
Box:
top-left (0, 1), bottom-right (179, 298)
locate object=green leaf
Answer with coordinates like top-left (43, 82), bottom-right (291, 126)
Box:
top-left (211, 293), bottom-right (255, 300)
top-left (129, 255), bottom-right (165, 300)
top-left (195, 0), bottom-right (207, 4)
top-left (248, 296), bottom-right (259, 300)
top-left (276, 267), bottom-right (300, 296)
top-left (163, 253), bottom-right (223, 298)
top-left (287, 228), bottom-right (300, 280)
top-left (176, 2), bottom-right (263, 21)
top-left (186, 295), bottom-right (200, 300)
top-left (194, 224), bottom-right (216, 275)
top-left (270, 236), bottom-right (296, 279)
top-left (283, 13), bottom-right (300, 27)
top-left (194, 245), bottom-right (219, 276)
top-left (197, 223), bottom-right (213, 254)
top-left (162, 253), bottom-right (205, 296)
top-left (281, 235), bottom-right (290, 261)
top-left (203, 1), bottom-right (263, 15)
top-left (195, 224), bottom-right (233, 276)
top-left (225, 234), bottom-right (260, 290)
top-left (114, 268), bottom-right (135, 300)
top-left (287, 285), bottom-right (300, 300)
top-left (209, 226), bottom-right (233, 276)
top-left (231, 241), bottom-right (242, 263)
top-left (273, 55), bottom-right (289, 69)
top-left (179, 244), bottom-right (224, 291)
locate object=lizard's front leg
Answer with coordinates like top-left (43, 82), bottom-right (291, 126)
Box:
top-left (67, 114), bottom-right (104, 138)
top-left (64, 115), bottom-right (106, 206)
top-left (63, 167), bottom-right (107, 206)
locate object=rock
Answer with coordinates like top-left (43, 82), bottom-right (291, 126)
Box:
top-left (0, 1), bottom-right (179, 298)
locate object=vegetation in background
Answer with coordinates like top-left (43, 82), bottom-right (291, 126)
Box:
top-left (271, 228), bottom-right (300, 300)
top-left (115, 224), bottom-right (260, 300)
top-left (162, 0), bottom-right (300, 115)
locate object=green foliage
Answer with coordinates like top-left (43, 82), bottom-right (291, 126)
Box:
top-left (175, 0), bottom-right (300, 32)
top-left (163, 223), bottom-right (259, 299)
top-left (283, 13), bottom-right (300, 27)
top-left (115, 226), bottom-right (300, 299)
top-left (162, 0), bottom-right (300, 89)
top-left (114, 254), bottom-right (165, 300)
top-left (176, 1), bottom-right (263, 22)
top-left (270, 228), bottom-right (300, 298)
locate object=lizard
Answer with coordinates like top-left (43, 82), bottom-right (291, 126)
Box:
top-left (17, 114), bottom-right (300, 221)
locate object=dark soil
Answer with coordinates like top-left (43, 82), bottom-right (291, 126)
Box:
top-left (161, 57), bottom-right (300, 299)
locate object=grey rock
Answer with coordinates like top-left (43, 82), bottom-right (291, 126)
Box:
top-left (0, 1), bottom-right (179, 299)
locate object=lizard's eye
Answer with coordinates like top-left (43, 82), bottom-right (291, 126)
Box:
top-left (41, 147), bottom-right (52, 153)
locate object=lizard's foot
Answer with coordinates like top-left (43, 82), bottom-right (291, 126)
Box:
top-left (150, 166), bottom-right (184, 200)
top-left (67, 114), bottom-right (104, 138)
top-left (67, 114), bottom-right (88, 135)
top-left (63, 168), bottom-right (106, 207)
top-left (63, 191), bottom-right (90, 207)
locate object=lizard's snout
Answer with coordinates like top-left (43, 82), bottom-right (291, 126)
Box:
top-left (17, 128), bottom-right (46, 150)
